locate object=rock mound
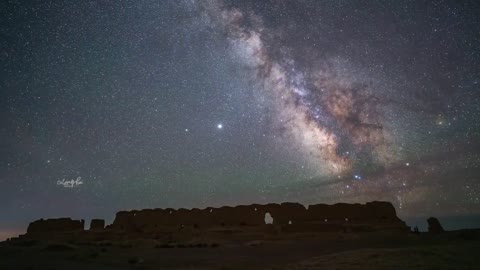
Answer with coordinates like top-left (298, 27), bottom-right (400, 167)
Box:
top-left (427, 217), bottom-right (444, 233)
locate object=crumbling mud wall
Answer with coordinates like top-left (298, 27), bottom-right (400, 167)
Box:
top-left (109, 201), bottom-right (408, 233)
top-left (26, 218), bottom-right (84, 233)
top-left (23, 201), bottom-right (408, 235)
top-left (89, 219), bottom-right (105, 230)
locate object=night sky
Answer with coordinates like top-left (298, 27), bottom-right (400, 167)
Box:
top-left (1, 0), bottom-right (480, 239)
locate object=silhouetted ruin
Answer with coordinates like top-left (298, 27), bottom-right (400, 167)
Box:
top-left (26, 218), bottom-right (84, 234)
top-left (89, 219), bottom-right (105, 231)
top-left (108, 201), bottom-right (408, 233)
top-left (22, 201), bottom-right (409, 241)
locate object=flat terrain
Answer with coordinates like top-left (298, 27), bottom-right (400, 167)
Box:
top-left (1, 230), bottom-right (479, 269)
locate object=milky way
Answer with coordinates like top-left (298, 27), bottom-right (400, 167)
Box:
top-left (206, 2), bottom-right (395, 176)
top-left (202, 0), bottom-right (480, 217)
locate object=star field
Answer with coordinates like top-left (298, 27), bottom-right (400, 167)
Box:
top-left (1, 0), bottom-right (480, 237)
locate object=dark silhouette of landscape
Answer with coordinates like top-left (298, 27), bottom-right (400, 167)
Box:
top-left (1, 201), bottom-right (479, 269)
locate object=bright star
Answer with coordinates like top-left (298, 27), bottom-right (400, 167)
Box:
top-left (217, 123), bottom-right (223, 129)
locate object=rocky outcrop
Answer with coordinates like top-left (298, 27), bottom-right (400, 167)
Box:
top-left (26, 218), bottom-right (84, 233)
top-left (427, 217), bottom-right (444, 233)
top-left (89, 219), bottom-right (105, 230)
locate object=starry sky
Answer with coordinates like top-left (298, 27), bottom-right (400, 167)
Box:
top-left (1, 0), bottom-right (480, 238)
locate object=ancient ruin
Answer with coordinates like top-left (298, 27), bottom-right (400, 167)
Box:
top-left (89, 219), bottom-right (105, 231)
top-left (26, 218), bottom-right (84, 234)
top-left (22, 201), bottom-right (409, 240)
top-left (108, 201), bottom-right (408, 233)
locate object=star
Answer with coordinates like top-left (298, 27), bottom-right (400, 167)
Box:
top-left (217, 123), bottom-right (223, 129)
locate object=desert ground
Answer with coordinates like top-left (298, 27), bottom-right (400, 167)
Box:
top-left (1, 229), bottom-right (479, 270)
